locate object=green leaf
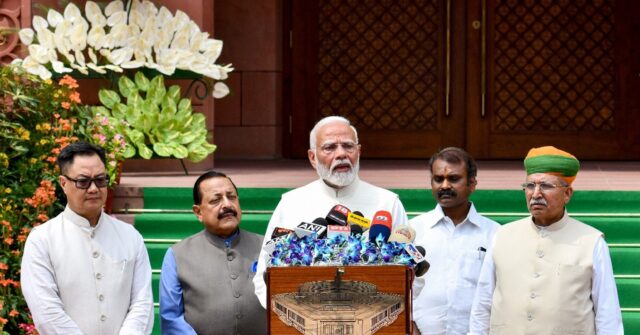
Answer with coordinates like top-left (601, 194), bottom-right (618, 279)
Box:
top-left (134, 71), bottom-right (150, 91)
top-left (172, 144), bottom-right (189, 159)
top-left (122, 144), bottom-right (136, 158)
top-left (128, 129), bottom-right (145, 144)
top-left (188, 146), bottom-right (210, 162)
top-left (138, 144), bottom-right (153, 159)
top-left (112, 102), bottom-right (127, 119)
top-left (98, 89), bottom-right (120, 108)
top-left (92, 106), bottom-right (110, 117)
top-left (148, 75), bottom-right (166, 105)
top-left (179, 131), bottom-right (199, 145)
top-left (177, 98), bottom-right (192, 114)
top-left (153, 142), bottom-right (173, 157)
top-left (167, 85), bottom-right (181, 104)
top-left (118, 75), bottom-right (137, 98)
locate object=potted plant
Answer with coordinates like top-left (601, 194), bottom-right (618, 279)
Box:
top-left (93, 71), bottom-right (216, 162)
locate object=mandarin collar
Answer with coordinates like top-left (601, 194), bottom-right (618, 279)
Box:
top-left (63, 206), bottom-right (104, 229)
top-left (530, 209), bottom-right (569, 232)
top-left (318, 176), bottom-right (360, 199)
top-left (204, 228), bottom-right (240, 248)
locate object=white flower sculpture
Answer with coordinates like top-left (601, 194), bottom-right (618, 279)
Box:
top-left (14, 0), bottom-right (232, 98)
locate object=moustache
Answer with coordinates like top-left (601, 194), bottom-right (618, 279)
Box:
top-left (218, 207), bottom-right (237, 219)
top-left (437, 189), bottom-right (457, 198)
top-left (529, 199), bottom-right (547, 207)
top-left (330, 159), bottom-right (352, 173)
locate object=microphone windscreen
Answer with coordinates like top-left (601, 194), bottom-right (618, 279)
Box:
top-left (312, 217), bottom-right (329, 227)
top-left (294, 221), bottom-right (327, 238)
top-left (271, 227), bottom-right (294, 239)
top-left (368, 224), bottom-right (391, 243)
top-left (388, 225), bottom-right (416, 243)
top-left (347, 212), bottom-right (371, 229)
top-left (414, 245), bottom-right (430, 277)
top-left (326, 204), bottom-right (351, 226)
top-left (349, 224), bottom-right (363, 236)
top-left (327, 225), bottom-right (351, 239)
top-left (371, 210), bottom-right (392, 229)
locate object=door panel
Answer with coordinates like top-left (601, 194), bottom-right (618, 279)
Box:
top-left (468, 0), bottom-right (634, 159)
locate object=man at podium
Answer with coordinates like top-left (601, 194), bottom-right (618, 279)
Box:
top-left (253, 115), bottom-right (409, 308)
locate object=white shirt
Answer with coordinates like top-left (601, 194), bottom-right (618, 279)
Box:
top-left (253, 177), bottom-right (409, 307)
top-left (468, 218), bottom-right (624, 335)
top-left (21, 207), bottom-right (154, 335)
top-left (409, 204), bottom-right (499, 335)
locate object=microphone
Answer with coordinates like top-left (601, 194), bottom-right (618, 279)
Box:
top-left (264, 227), bottom-right (294, 255)
top-left (347, 211), bottom-right (371, 230)
top-left (349, 224), bottom-right (363, 237)
top-left (388, 225), bottom-right (416, 244)
top-left (326, 204), bottom-right (351, 226)
top-left (402, 244), bottom-right (430, 277)
top-left (327, 225), bottom-right (351, 239)
top-left (368, 210), bottom-right (392, 244)
top-left (294, 221), bottom-right (328, 238)
top-left (271, 227), bottom-right (294, 239)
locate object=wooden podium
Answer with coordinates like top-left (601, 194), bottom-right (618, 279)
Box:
top-left (266, 265), bottom-right (413, 335)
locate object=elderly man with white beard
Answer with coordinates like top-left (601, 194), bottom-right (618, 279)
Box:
top-left (252, 115), bottom-right (409, 308)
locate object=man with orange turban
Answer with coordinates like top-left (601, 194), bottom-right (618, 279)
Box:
top-left (468, 146), bottom-right (623, 335)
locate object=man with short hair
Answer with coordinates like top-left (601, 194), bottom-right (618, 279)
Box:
top-left (253, 115), bottom-right (409, 308)
top-left (409, 147), bottom-right (499, 335)
top-left (159, 171), bottom-right (266, 335)
top-left (469, 146), bottom-right (623, 335)
top-left (21, 142), bottom-right (154, 335)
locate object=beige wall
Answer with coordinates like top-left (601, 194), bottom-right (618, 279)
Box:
top-left (213, 0), bottom-right (284, 159)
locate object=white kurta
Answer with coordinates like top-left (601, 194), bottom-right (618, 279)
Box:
top-left (253, 177), bottom-right (409, 307)
top-left (409, 204), bottom-right (499, 335)
top-left (21, 207), bottom-right (154, 335)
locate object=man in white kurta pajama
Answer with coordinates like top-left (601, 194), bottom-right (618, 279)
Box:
top-left (21, 142), bottom-right (154, 335)
top-left (253, 116), bottom-right (409, 308)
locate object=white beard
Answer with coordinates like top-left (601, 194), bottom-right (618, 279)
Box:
top-left (315, 157), bottom-right (359, 188)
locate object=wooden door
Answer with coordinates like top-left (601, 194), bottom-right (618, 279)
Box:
top-left (285, 0), bottom-right (640, 159)
top-left (466, 0), bottom-right (640, 159)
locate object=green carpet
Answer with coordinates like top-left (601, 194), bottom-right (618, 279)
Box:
top-left (136, 187), bottom-right (640, 334)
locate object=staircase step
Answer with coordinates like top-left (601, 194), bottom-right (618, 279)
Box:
top-left (624, 311), bottom-right (640, 335)
top-left (141, 188), bottom-right (640, 214)
top-left (611, 247), bottom-right (640, 276)
top-left (618, 278), bottom-right (640, 308)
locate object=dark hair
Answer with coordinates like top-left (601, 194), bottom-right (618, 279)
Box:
top-left (193, 170), bottom-right (238, 205)
top-left (57, 142), bottom-right (107, 175)
top-left (428, 147), bottom-right (477, 181)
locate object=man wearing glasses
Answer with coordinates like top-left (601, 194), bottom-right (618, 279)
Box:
top-left (21, 142), bottom-right (154, 335)
top-left (253, 115), bottom-right (409, 308)
top-left (468, 146), bottom-right (623, 335)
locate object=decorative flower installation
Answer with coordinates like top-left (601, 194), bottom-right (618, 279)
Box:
top-left (15, 0), bottom-right (232, 98)
top-left (268, 233), bottom-right (417, 267)
top-left (0, 65), bottom-right (88, 334)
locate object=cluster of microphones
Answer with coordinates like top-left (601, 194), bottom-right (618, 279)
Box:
top-left (264, 205), bottom-right (430, 277)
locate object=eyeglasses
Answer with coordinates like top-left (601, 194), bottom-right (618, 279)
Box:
top-left (521, 182), bottom-right (567, 192)
top-left (64, 175), bottom-right (110, 189)
top-left (318, 141), bottom-right (358, 154)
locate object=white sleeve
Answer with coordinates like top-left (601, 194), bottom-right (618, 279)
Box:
top-left (391, 196), bottom-right (409, 226)
top-left (468, 236), bottom-right (496, 335)
top-left (20, 229), bottom-right (84, 335)
top-left (253, 200), bottom-right (284, 309)
top-left (119, 234), bottom-right (155, 335)
top-left (591, 237), bottom-right (624, 335)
